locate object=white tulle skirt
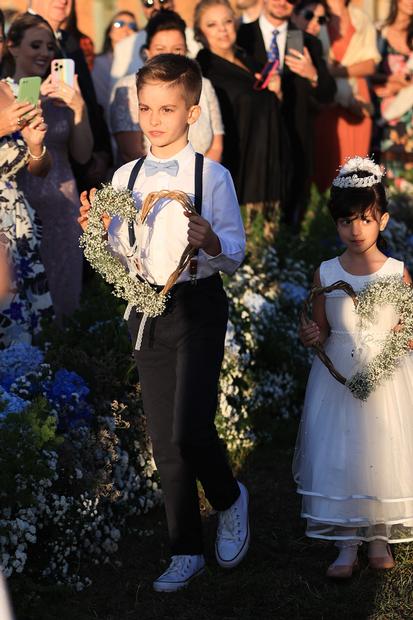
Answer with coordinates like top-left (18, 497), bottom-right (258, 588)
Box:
top-left (293, 332), bottom-right (413, 543)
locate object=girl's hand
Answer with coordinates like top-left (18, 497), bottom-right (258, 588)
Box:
top-left (78, 189), bottom-right (111, 232)
top-left (285, 47), bottom-right (318, 82)
top-left (299, 319), bottom-right (321, 347)
top-left (21, 104), bottom-right (47, 148)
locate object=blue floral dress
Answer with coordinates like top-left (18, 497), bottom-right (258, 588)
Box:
top-left (0, 133), bottom-right (53, 347)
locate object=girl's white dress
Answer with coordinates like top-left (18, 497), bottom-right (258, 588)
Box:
top-left (293, 256), bottom-right (413, 543)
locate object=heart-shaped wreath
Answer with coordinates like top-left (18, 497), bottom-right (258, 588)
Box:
top-left (301, 275), bottom-right (413, 401)
top-left (79, 184), bottom-right (198, 317)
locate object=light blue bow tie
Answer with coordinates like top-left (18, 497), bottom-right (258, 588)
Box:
top-left (144, 159), bottom-right (179, 177)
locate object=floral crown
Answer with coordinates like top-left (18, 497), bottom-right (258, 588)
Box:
top-left (332, 156), bottom-right (385, 189)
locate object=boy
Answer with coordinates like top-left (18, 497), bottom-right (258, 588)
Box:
top-left (79, 54), bottom-right (249, 592)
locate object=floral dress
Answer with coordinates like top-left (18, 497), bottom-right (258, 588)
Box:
top-left (0, 133), bottom-right (53, 347)
top-left (378, 38), bottom-right (413, 177)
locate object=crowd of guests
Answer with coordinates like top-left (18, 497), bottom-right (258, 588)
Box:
top-left (0, 0), bottom-right (413, 347)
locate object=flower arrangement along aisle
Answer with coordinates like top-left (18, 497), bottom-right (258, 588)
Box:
top-left (0, 343), bottom-right (161, 590)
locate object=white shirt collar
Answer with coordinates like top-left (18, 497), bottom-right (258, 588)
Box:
top-left (146, 141), bottom-right (194, 166)
top-left (259, 14), bottom-right (288, 38)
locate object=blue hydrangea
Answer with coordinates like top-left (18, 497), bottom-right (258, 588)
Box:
top-left (0, 343), bottom-right (44, 390)
top-left (45, 369), bottom-right (90, 403)
top-left (0, 386), bottom-right (29, 420)
top-left (280, 282), bottom-right (308, 304)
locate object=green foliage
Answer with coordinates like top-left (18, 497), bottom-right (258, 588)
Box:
top-left (40, 277), bottom-right (138, 398)
top-left (0, 398), bottom-right (60, 508)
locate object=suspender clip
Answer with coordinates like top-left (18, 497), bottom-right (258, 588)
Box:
top-left (189, 258), bottom-right (198, 285)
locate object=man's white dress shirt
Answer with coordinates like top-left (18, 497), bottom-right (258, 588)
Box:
top-left (109, 143), bottom-right (245, 286)
top-left (258, 15), bottom-right (288, 69)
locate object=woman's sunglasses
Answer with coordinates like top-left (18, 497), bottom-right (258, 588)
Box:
top-left (142, 0), bottom-right (171, 8)
top-left (112, 20), bottom-right (138, 31)
top-left (303, 10), bottom-right (328, 25)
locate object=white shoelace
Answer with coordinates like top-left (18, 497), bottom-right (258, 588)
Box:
top-left (160, 556), bottom-right (192, 580)
top-left (218, 503), bottom-right (242, 543)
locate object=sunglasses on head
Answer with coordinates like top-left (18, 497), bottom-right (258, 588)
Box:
top-left (142, 0), bottom-right (170, 8)
top-left (303, 10), bottom-right (328, 24)
top-left (113, 20), bottom-right (138, 31)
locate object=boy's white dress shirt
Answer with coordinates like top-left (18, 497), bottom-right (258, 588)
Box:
top-left (109, 143), bottom-right (246, 286)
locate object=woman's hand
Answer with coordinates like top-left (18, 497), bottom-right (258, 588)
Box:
top-left (374, 73), bottom-right (412, 98)
top-left (42, 74), bottom-right (86, 122)
top-left (0, 101), bottom-right (41, 137)
top-left (21, 102), bottom-right (47, 151)
top-left (78, 189), bottom-right (111, 232)
top-left (299, 319), bottom-right (321, 347)
top-left (285, 47), bottom-right (318, 83)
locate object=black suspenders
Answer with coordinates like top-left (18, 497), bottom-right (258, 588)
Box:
top-left (127, 156), bottom-right (146, 248)
top-left (126, 152), bottom-right (204, 249)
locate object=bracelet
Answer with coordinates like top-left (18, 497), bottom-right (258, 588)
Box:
top-left (28, 145), bottom-right (47, 160)
top-left (310, 73), bottom-right (318, 87)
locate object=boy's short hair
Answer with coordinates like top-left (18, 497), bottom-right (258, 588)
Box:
top-left (136, 54), bottom-right (202, 107)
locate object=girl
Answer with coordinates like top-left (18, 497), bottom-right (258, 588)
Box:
top-left (4, 12), bottom-right (93, 322)
top-left (294, 156), bottom-right (413, 578)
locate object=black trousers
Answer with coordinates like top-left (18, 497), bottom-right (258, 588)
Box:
top-left (128, 274), bottom-right (240, 554)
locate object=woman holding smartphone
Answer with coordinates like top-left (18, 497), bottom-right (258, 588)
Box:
top-left (4, 12), bottom-right (93, 323)
top-left (194, 0), bottom-right (290, 239)
top-left (0, 13), bottom-right (53, 346)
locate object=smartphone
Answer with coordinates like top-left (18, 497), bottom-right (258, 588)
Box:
top-left (286, 30), bottom-right (304, 56)
top-left (51, 58), bottom-right (75, 87)
top-left (253, 60), bottom-right (279, 91)
top-left (17, 76), bottom-right (41, 106)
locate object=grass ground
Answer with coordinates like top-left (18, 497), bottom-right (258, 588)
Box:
top-left (13, 433), bottom-right (413, 620)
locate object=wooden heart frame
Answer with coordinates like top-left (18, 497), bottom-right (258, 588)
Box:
top-left (80, 184), bottom-right (198, 317)
top-left (300, 280), bottom-right (357, 386)
top-left (300, 276), bottom-right (413, 401)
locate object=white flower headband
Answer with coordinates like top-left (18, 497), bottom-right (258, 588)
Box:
top-left (332, 156), bottom-right (385, 189)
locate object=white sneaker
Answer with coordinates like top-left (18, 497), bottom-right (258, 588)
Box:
top-left (215, 481), bottom-right (250, 568)
top-left (152, 554), bottom-right (205, 592)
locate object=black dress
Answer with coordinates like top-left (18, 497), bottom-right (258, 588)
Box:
top-left (197, 48), bottom-right (290, 205)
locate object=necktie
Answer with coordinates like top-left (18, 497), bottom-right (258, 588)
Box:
top-left (268, 29), bottom-right (280, 65)
top-left (144, 159), bottom-right (179, 177)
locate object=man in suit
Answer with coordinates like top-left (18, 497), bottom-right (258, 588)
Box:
top-left (238, 0), bottom-right (336, 225)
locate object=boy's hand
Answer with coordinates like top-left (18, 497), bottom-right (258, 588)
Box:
top-left (186, 213), bottom-right (221, 256)
top-left (299, 319), bottom-right (320, 347)
top-left (78, 188), bottom-right (111, 232)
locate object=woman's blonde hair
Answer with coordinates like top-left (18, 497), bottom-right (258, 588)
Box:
top-left (193, 0), bottom-right (236, 48)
